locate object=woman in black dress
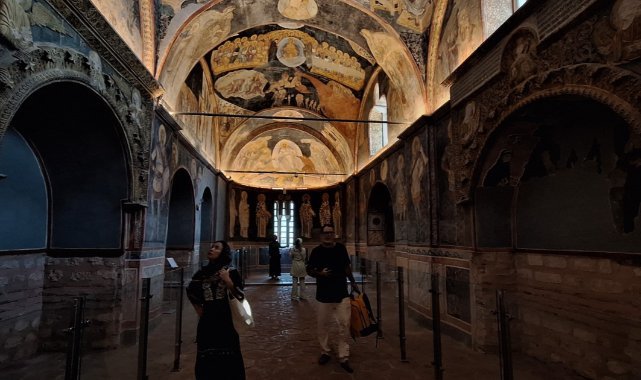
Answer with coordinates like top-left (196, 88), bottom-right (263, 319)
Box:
top-left (187, 240), bottom-right (245, 380)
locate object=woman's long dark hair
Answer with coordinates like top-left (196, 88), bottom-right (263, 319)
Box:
top-left (207, 240), bottom-right (232, 270)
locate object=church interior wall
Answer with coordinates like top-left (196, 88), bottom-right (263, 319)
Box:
top-left (0, 0), bottom-right (640, 378)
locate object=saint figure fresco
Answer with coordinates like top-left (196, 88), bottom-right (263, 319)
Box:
top-left (239, 191), bottom-right (249, 238)
top-left (256, 193), bottom-right (271, 238)
top-left (299, 194), bottom-right (315, 238)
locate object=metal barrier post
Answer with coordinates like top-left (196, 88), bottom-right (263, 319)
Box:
top-left (172, 268), bottom-right (185, 372)
top-left (397, 266), bottom-right (408, 362)
top-left (138, 278), bottom-right (152, 380)
top-left (496, 289), bottom-right (514, 380)
top-left (376, 261), bottom-right (383, 342)
top-left (65, 296), bottom-right (89, 380)
top-left (430, 273), bottom-right (444, 380)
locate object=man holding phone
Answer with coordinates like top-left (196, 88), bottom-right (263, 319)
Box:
top-left (306, 224), bottom-right (360, 373)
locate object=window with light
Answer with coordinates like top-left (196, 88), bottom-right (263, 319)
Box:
top-left (369, 84), bottom-right (388, 156)
top-left (514, 0), bottom-right (527, 11)
top-left (273, 200), bottom-right (295, 247)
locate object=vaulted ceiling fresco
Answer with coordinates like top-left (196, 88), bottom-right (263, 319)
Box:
top-left (89, 0), bottom-right (506, 189)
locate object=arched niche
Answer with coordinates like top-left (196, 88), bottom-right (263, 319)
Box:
top-left (166, 168), bottom-right (196, 266)
top-left (367, 182), bottom-right (395, 247)
top-left (1, 82), bottom-right (129, 252)
top-left (199, 187), bottom-right (214, 262)
top-left (474, 95), bottom-right (641, 252)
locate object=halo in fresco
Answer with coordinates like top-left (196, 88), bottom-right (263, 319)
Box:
top-left (271, 139), bottom-right (306, 171)
top-left (272, 109), bottom-right (305, 121)
top-left (278, 22), bottom-right (305, 29)
top-left (380, 159), bottom-right (388, 181)
top-left (277, 37), bottom-right (307, 67)
top-left (277, 0), bottom-right (318, 21)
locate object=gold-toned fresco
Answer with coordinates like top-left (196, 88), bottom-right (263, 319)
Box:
top-left (90, 0), bottom-right (143, 59)
top-left (211, 29), bottom-right (366, 91)
top-left (433, 0), bottom-right (483, 106)
top-left (214, 94), bottom-right (253, 144)
top-left (151, 0), bottom-right (430, 190)
top-left (160, 6), bottom-right (234, 106)
top-left (221, 107), bottom-right (354, 175)
top-left (176, 63), bottom-right (216, 163)
top-left (227, 129), bottom-right (343, 189)
top-left (370, 0), bottom-right (435, 33)
top-left (278, 0), bottom-right (318, 20)
top-left (299, 193), bottom-right (315, 237)
top-left (360, 29), bottom-right (426, 126)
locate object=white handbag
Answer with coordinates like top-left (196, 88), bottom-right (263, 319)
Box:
top-left (229, 293), bottom-right (254, 328)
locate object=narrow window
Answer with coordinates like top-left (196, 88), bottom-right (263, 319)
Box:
top-left (369, 83), bottom-right (388, 156)
top-left (273, 200), bottom-right (295, 247)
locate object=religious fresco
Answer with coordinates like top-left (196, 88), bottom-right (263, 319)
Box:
top-left (360, 29), bottom-right (426, 127)
top-left (209, 26), bottom-right (369, 142)
top-left (593, 0), bottom-right (641, 62)
top-left (159, 6), bottom-right (234, 106)
top-left (147, 123), bottom-right (176, 243)
top-left (90, 0), bottom-right (142, 58)
top-left (152, 0), bottom-right (427, 190)
top-left (368, 0), bottom-right (435, 33)
top-left (227, 128), bottom-right (343, 189)
top-left (176, 62), bottom-right (216, 163)
top-left (220, 107), bottom-right (354, 184)
top-left (390, 151), bottom-right (408, 240)
top-left (226, 187), bottom-right (342, 240)
top-left (433, 0), bottom-right (483, 106)
top-left (437, 119), bottom-right (457, 245)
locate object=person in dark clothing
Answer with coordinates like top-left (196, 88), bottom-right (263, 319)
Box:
top-left (186, 240), bottom-right (246, 380)
top-left (306, 225), bottom-right (359, 373)
top-left (268, 234), bottom-right (282, 280)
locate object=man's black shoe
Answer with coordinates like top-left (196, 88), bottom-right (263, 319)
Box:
top-left (340, 360), bottom-right (354, 373)
top-left (318, 354), bottom-right (331, 365)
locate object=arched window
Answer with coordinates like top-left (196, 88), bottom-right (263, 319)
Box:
top-left (369, 83), bottom-right (388, 156)
top-left (273, 200), bottom-right (295, 247)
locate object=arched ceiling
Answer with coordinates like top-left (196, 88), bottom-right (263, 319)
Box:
top-left (89, 0), bottom-right (500, 189)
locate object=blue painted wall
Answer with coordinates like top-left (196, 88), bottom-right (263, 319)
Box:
top-left (0, 129), bottom-right (47, 250)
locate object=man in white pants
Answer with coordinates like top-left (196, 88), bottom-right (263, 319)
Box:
top-left (306, 225), bottom-right (360, 373)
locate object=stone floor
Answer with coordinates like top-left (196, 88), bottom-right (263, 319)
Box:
top-left (4, 271), bottom-right (587, 380)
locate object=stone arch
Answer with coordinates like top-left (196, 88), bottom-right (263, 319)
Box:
top-left (464, 64), bottom-right (641, 202)
top-left (472, 93), bottom-right (641, 252)
top-left (0, 48), bottom-right (152, 201)
top-left (367, 181), bottom-right (395, 246)
top-left (166, 168), bottom-right (197, 267)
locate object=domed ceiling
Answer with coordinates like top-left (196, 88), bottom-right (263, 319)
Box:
top-left (89, 0), bottom-right (495, 189)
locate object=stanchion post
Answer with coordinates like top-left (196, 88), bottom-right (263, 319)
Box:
top-left (65, 296), bottom-right (88, 380)
top-left (376, 261), bottom-right (383, 341)
top-left (430, 273), bottom-right (444, 380)
top-left (138, 278), bottom-right (152, 380)
top-left (397, 266), bottom-right (408, 362)
top-left (172, 268), bottom-right (185, 372)
top-left (496, 289), bottom-right (514, 380)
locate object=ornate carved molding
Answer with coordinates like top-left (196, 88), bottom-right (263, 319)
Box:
top-left (0, 45), bottom-right (152, 202)
top-left (139, 0), bottom-right (156, 73)
top-left (456, 63), bottom-right (641, 203)
top-left (46, 0), bottom-right (162, 98)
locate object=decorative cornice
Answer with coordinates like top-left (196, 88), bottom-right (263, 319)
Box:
top-left (0, 46), bottom-right (152, 202)
top-left (459, 64), bottom-right (641, 203)
top-left (139, 0), bottom-right (156, 74)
